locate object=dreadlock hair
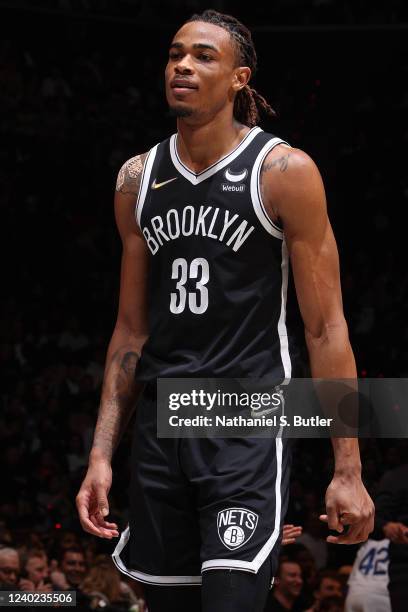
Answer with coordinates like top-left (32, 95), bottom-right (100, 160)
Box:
top-left (185, 9), bottom-right (276, 128)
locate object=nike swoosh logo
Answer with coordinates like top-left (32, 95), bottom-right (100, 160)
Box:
top-left (151, 177), bottom-right (178, 189)
top-left (225, 168), bottom-right (248, 183)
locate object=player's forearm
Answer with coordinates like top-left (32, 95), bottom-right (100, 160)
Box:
top-left (305, 319), bottom-right (356, 379)
top-left (330, 438), bottom-right (361, 476)
top-left (90, 326), bottom-right (146, 464)
top-left (306, 320), bottom-right (361, 474)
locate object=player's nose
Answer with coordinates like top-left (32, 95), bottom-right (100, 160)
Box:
top-left (175, 56), bottom-right (194, 74)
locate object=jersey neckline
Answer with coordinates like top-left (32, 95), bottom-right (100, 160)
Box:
top-left (169, 126), bottom-right (263, 185)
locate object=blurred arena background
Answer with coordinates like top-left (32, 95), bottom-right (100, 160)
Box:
top-left (1, 1), bottom-right (407, 610)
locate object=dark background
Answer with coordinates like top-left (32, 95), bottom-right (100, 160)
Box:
top-left (1, 0), bottom-right (407, 602)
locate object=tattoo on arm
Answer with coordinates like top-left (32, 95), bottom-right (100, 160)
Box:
top-left (261, 153), bottom-right (291, 173)
top-left (93, 346), bottom-right (141, 459)
top-left (259, 153), bottom-right (291, 226)
top-left (115, 154), bottom-right (147, 196)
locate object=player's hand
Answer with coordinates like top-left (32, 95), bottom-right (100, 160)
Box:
top-left (76, 458), bottom-right (119, 539)
top-left (383, 521), bottom-right (408, 544)
top-left (319, 472), bottom-right (374, 544)
top-left (282, 524), bottom-right (302, 545)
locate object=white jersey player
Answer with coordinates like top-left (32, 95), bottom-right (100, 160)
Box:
top-left (345, 538), bottom-right (391, 612)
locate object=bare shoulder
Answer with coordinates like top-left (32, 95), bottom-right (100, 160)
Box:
top-left (115, 152), bottom-right (149, 196)
top-left (261, 145), bottom-right (320, 180)
top-left (114, 152), bottom-right (148, 240)
top-left (260, 145), bottom-right (325, 224)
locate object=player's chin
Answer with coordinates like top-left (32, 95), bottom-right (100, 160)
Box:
top-left (167, 102), bottom-right (195, 118)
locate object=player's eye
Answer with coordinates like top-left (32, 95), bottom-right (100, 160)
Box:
top-left (198, 53), bottom-right (213, 62)
top-left (169, 52), bottom-right (182, 60)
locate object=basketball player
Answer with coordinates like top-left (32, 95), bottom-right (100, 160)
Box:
top-left (345, 538), bottom-right (391, 612)
top-left (76, 10), bottom-right (374, 612)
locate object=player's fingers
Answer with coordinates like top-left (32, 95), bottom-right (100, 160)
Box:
top-left (99, 519), bottom-right (119, 530)
top-left (340, 512), bottom-right (360, 525)
top-left (95, 484), bottom-right (110, 517)
top-left (326, 504), bottom-right (343, 533)
top-left (89, 513), bottom-right (118, 538)
top-left (77, 499), bottom-right (106, 537)
top-left (89, 514), bottom-right (114, 538)
top-left (93, 512), bottom-right (119, 530)
top-left (327, 523), bottom-right (364, 545)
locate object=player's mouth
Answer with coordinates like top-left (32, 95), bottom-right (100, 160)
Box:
top-left (170, 78), bottom-right (198, 94)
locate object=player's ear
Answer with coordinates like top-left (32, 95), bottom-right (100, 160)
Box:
top-left (232, 66), bottom-right (251, 93)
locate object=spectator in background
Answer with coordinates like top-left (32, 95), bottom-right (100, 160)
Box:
top-left (305, 570), bottom-right (343, 611)
top-left (373, 461), bottom-right (408, 611)
top-left (57, 546), bottom-right (87, 589)
top-left (282, 525), bottom-right (303, 546)
top-left (19, 548), bottom-right (52, 592)
top-left (49, 530), bottom-right (81, 560)
top-left (318, 596), bottom-right (344, 612)
top-left (50, 546), bottom-right (91, 608)
top-left (0, 547), bottom-right (20, 588)
top-left (80, 554), bottom-right (143, 610)
top-left (265, 558), bottom-right (304, 611)
top-left (277, 543), bottom-right (317, 608)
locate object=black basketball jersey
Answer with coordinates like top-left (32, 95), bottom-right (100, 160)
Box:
top-left (135, 126), bottom-right (293, 382)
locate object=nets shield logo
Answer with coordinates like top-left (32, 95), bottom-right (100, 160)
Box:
top-left (217, 508), bottom-right (259, 550)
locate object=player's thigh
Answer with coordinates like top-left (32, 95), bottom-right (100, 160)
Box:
top-left (201, 556), bottom-right (272, 612)
top-left (143, 584), bottom-right (202, 612)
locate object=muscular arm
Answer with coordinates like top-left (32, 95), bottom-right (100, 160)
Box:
top-left (91, 152), bottom-right (149, 462)
top-left (76, 153), bottom-right (149, 537)
top-left (261, 146), bottom-right (374, 543)
top-left (261, 146), bottom-right (355, 372)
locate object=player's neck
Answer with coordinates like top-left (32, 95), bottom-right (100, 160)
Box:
top-left (176, 115), bottom-right (251, 174)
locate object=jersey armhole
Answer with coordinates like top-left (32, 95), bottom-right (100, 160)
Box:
top-left (135, 143), bottom-right (159, 229)
top-left (250, 138), bottom-right (289, 240)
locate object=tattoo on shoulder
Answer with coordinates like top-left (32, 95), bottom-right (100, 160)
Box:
top-left (261, 153), bottom-right (291, 173)
top-left (116, 154), bottom-right (147, 195)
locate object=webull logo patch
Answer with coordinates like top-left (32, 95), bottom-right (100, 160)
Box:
top-left (221, 183), bottom-right (246, 193)
top-left (217, 507), bottom-right (259, 550)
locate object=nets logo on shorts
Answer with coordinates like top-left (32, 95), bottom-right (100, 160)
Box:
top-left (217, 507), bottom-right (259, 551)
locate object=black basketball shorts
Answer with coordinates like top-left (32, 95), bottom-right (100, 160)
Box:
top-left (112, 382), bottom-right (292, 586)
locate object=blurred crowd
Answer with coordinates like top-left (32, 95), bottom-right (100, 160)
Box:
top-left (0, 537), bottom-right (146, 610)
top-left (0, 0), bottom-right (407, 26)
top-left (1, 2), bottom-right (407, 611)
